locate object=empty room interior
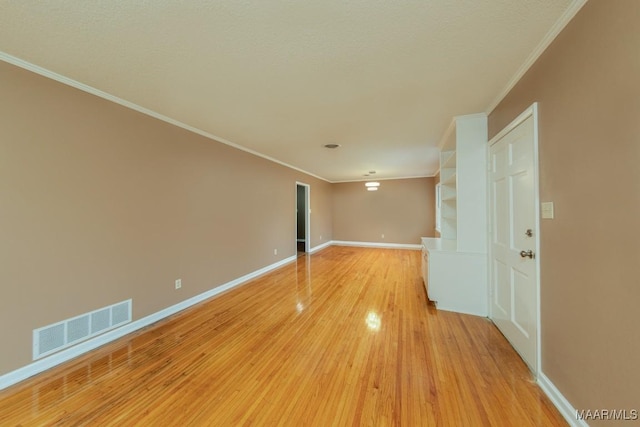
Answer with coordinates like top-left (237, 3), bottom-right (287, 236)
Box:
top-left (0, 1), bottom-right (638, 426)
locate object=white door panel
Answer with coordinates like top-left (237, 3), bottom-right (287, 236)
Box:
top-left (489, 111), bottom-right (539, 373)
top-left (493, 259), bottom-right (510, 319)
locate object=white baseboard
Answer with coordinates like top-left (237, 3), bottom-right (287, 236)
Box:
top-left (309, 240), bottom-right (332, 253)
top-left (0, 255), bottom-right (297, 391)
top-left (332, 240), bottom-right (421, 250)
top-left (538, 372), bottom-right (587, 427)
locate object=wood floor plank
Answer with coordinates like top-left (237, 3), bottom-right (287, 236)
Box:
top-left (0, 246), bottom-right (567, 426)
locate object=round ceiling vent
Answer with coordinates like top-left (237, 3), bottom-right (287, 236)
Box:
top-left (323, 143), bottom-right (341, 149)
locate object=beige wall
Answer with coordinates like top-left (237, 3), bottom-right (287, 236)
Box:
top-left (489, 0), bottom-right (640, 419)
top-left (0, 61), bottom-right (333, 374)
top-left (332, 178), bottom-right (435, 244)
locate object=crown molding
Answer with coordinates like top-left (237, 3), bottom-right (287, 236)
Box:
top-left (485, 0), bottom-right (589, 114)
top-left (330, 174), bottom-right (434, 184)
top-left (0, 52), bottom-right (330, 183)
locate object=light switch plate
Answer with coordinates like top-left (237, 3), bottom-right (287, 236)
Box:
top-left (541, 202), bottom-right (554, 219)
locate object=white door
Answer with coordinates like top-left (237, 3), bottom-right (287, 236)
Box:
top-left (489, 108), bottom-right (539, 373)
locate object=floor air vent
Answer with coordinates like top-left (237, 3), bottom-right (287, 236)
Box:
top-left (33, 299), bottom-right (132, 360)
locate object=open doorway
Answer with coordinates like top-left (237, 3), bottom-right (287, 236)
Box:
top-left (296, 182), bottom-right (310, 254)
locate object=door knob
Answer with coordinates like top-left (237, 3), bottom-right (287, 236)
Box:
top-left (520, 250), bottom-right (535, 259)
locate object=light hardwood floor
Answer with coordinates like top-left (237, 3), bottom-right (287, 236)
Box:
top-left (0, 246), bottom-right (567, 426)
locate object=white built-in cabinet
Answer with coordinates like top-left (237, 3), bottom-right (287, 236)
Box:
top-left (422, 114), bottom-right (488, 316)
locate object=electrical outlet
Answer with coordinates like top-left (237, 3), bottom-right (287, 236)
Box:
top-left (319, 235), bottom-right (322, 240)
top-left (274, 249), bottom-right (278, 255)
top-left (381, 234), bottom-right (385, 239)
top-left (175, 279), bottom-right (182, 289)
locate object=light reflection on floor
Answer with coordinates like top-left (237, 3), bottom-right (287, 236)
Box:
top-left (294, 254), bottom-right (312, 315)
top-left (365, 311), bottom-right (381, 331)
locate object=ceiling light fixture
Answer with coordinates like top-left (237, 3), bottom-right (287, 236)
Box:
top-left (367, 187), bottom-right (378, 191)
top-left (365, 182), bottom-right (380, 187)
top-left (323, 143), bottom-right (340, 149)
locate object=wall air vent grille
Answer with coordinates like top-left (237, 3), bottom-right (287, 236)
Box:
top-left (37, 324), bottom-right (65, 355)
top-left (111, 301), bottom-right (130, 325)
top-left (67, 315), bottom-right (90, 342)
top-left (33, 299), bottom-right (132, 360)
top-left (91, 309), bottom-right (110, 334)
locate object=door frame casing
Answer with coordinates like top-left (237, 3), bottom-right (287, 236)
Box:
top-left (487, 102), bottom-right (541, 375)
top-left (295, 182), bottom-right (311, 253)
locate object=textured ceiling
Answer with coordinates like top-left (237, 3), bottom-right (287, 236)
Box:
top-left (0, 1), bottom-right (579, 182)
